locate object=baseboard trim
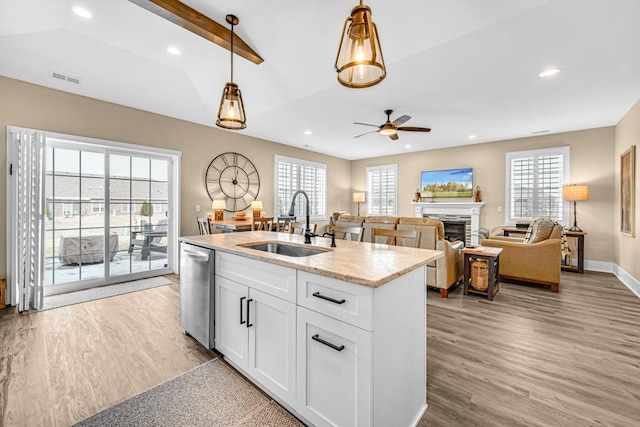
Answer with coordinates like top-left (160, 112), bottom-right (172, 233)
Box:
top-left (613, 264), bottom-right (640, 299)
top-left (584, 260), bottom-right (614, 273)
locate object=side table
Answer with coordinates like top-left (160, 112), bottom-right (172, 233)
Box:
top-left (462, 247), bottom-right (503, 301)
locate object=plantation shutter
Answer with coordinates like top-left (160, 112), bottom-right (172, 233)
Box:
top-left (7, 127), bottom-right (46, 311)
top-left (506, 147), bottom-right (569, 224)
top-left (367, 164), bottom-right (398, 215)
top-left (274, 155), bottom-right (327, 219)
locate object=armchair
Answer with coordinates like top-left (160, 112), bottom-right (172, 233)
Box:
top-left (481, 218), bottom-right (564, 292)
top-left (129, 218), bottom-right (168, 260)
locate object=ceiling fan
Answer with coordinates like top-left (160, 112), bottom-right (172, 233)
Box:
top-left (354, 109), bottom-right (431, 140)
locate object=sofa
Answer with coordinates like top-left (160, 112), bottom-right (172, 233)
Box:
top-left (334, 214), bottom-right (464, 297)
top-left (481, 218), bottom-right (563, 292)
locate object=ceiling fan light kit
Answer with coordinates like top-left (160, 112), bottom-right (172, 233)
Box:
top-left (354, 109), bottom-right (431, 140)
top-left (216, 14), bottom-right (247, 130)
top-left (335, 1), bottom-right (386, 88)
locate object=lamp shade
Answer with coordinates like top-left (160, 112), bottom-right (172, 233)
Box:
top-left (353, 192), bottom-right (365, 203)
top-left (212, 199), bottom-right (227, 210)
top-left (335, 3), bottom-right (386, 88)
top-left (562, 185), bottom-right (589, 201)
top-left (250, 200), bottom-right (263, 210)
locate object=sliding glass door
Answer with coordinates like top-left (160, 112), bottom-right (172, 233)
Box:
top-left (108, 154), bottom-right (169, 278)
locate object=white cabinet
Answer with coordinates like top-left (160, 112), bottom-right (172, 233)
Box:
top-left (215, 255), bottom-right (297, 408)
top-left (297, 267), bottom-right (427, 427)
top-left (297, 306), bottom-right (372, 427)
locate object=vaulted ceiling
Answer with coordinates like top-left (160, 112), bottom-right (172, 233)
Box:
top-left (1, 0), bottom-right (640, 160)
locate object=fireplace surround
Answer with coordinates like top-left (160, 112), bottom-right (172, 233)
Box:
top-left (412, 202), bottom-right (485, 245)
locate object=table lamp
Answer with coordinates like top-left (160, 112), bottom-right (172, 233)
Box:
top-left (562, 184), bottom-right (589, 232)
top-left (250, 200), bottom-right (263, 219)
top-left (353, 192), bottom-right (365, 216)
top-left (211, 199), bottom-right (226, 221)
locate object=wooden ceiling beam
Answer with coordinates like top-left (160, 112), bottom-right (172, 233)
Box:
top-left (128, 0), bottom-right (263, 64)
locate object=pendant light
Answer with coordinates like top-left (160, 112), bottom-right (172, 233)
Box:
top-left (335, 0), bottom-right (386, 88)
top-left (216, 14), bottom-right (246, 130)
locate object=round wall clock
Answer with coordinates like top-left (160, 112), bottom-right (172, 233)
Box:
top-left (205, 152), bottom-right (260, 212)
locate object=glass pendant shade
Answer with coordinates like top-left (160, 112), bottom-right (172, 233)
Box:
top-left (216, 14), bottom-right (247, 130)
top-left (335, 3), bottom-right (386, 88)
top-left (217, 82), bottom-right (246, 129)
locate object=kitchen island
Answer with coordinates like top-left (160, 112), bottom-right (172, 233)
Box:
top-left (180, 231), bottom-right (442, 427)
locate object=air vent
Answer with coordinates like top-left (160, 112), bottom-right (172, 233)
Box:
top-left (531, 129), bottom-right (550, 135)
top-left (49, 71), bottom-right (82, 85)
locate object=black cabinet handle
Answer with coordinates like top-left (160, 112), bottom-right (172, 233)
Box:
top-left (246, 298), bottom-right (253, 328)
top-left (312, 292), bottom-right (346, 305)
top-left (240, 296), bottom-right (246, 325)
top-left (312, 334), bottom-right (345, 352)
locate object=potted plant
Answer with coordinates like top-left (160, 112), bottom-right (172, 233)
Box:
top-left (139, 201), bottom-right (154, 231)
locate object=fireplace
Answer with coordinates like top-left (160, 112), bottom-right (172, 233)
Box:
top-left (442, 220), bottom-right (466, 245)
top-left (412, 202), bottom-right (485, 245)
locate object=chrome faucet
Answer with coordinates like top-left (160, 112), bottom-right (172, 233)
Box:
top-left (288, 190), bottom-right (317, 244)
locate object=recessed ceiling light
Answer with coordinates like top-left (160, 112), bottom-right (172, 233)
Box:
top-left (304, 130), bottom-right (312, 135)
top-left (167, 46), bottom-right (181, 56)
top-left (468, 134), bottom-right (477, 140)
top-left (405, 144), bottom-right (412, 149)
top-left (72, 6), bottom-right (92, 19)
top-left (539, 67), bottom-right (562, 78)
top-left (304, 144), bottom-right (312, 148)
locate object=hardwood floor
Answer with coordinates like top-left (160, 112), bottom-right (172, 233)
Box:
top-left (420, 271), bottom-right (640, 427)
top-left (1, 271), bottom-right (639, 426)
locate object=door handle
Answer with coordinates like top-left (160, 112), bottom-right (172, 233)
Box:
top-left (312, 292), bottom-right (346, 305)
top-left (312, 334), bottom-right (345, 352)
top-left (246, 298), bottom-right (253, 328)
top-left (240, 296), bottom-right (246, 325)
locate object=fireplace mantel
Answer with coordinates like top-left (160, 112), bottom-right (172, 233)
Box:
top-left (411, 202), bottom-right (485, 244)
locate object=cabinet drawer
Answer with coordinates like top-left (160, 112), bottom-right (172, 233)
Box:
top-left (216, 251), bottom-right (297, 302)
top-left (297, 271), bottom-right (373, 330)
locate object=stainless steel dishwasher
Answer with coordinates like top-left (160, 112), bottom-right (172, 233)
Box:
top-left (179, 242), bottom-right (214, 349)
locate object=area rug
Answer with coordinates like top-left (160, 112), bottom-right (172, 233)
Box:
top-left (74, 358), bottom-right (304, 427)
top-left (40, 276), bottom-right (171, 311)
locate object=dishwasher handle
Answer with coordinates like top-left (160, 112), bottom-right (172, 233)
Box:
top-left (181, 246), bottom-right (211, 260)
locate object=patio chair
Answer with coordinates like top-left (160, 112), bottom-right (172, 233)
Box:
top-left (129, 218), bottom-right (168, 260)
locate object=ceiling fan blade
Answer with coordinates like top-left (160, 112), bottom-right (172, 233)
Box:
top-left (388, 133), bottom-right (399, 141)
top-left (353, 122), bottom-right (380, 128)
top-left (392, 115), bottom-right (411, 127)
top-left (354, 130), bottom-right (380, 138)
top-left (397, 126), bottom-right (431, 132)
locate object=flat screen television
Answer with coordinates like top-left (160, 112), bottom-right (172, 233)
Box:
top-left (420, 167), bottom-right (473, 198)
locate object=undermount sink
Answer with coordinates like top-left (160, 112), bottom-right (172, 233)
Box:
top-left (240, 242), bottom-right (330, 257)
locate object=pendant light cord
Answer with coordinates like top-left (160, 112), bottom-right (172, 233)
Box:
top-left (230, 21), bottom-right (234, 83)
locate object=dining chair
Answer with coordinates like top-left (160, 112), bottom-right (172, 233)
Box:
top-left (371, 228), bottom-right (421, 247)
top-left (327, 225), bottom-right (364, 242)
top-left (196, 217), bottom-right (210, 235)
top-left (276, 216), bottom-right (296, 232)
top-left (252, 217), bottom-right (274, 231)
top-left (289, 222), bottom-right (318, 235)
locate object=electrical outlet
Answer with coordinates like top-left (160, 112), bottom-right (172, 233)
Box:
top-left (195, 204), bottom-right (201, 212)
top-left (497, 206), bottom-right (503, 213)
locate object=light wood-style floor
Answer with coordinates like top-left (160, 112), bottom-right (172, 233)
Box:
top-left (1, 272), bottom-right (639, 426)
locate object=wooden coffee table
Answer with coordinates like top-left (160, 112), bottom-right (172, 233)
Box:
top-left (462, 246), bottom-right (503, 301)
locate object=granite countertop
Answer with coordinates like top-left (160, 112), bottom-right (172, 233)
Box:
top-left (180, 231), bottom-right (442, 288)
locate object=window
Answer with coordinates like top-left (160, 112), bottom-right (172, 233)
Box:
top-left (366, 164), bottom-right (398, 216)
top-left (63, 202), bottom-right (80, 217)
top-left (153, 203), bottom-right (162, 213)
top-left (506, 147), bottom-right (570, 224)
top-left (274, 155), bottom-right (327, 220)
top-left (92, 202), bottom-right (105, 213)
top-left (121, 203), bottom-right (134, 213)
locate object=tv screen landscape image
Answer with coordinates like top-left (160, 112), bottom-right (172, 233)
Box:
top-left (421, 168), bottom-right (473, 198)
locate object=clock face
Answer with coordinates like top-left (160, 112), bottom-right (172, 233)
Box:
top-left (205, 152), bottom-right (260, 212)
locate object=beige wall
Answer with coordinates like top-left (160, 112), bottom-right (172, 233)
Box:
top-left (0, 76), bottom-right (352, 276)
top-left (351, 127), bottom-right (616, 264)
top-left (614, 98), bottom-right (640, 281)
